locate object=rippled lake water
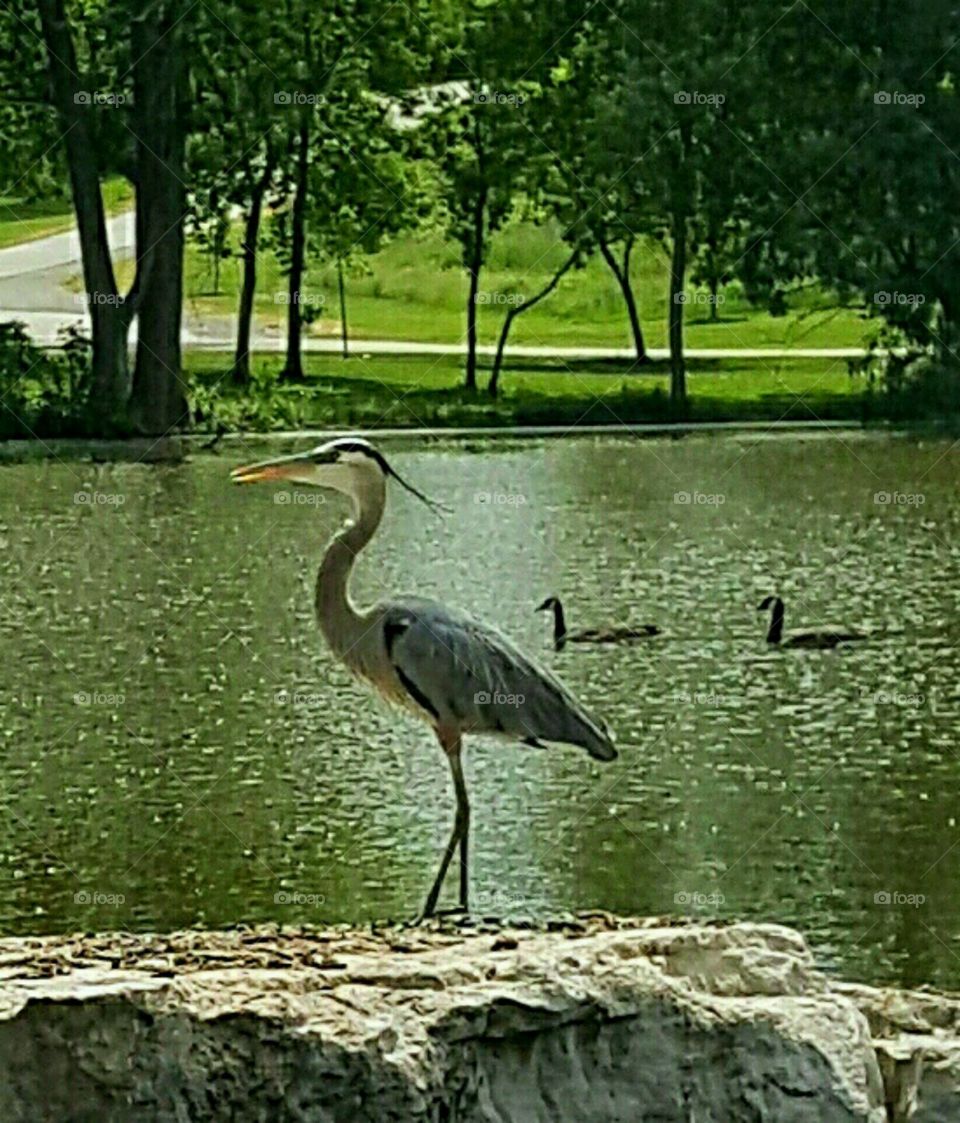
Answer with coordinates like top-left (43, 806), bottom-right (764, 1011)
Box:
top-left (2, 430), bottom-right (960, 988)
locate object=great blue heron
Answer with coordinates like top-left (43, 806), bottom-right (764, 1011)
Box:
top-left (758, 595), bottom-right (864, 649)
top-left (536, 595), bottom-right (661, 651)
top-left (232, 438), bottom-right (616, 917)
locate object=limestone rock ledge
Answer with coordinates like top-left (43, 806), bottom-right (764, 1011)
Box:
top-left (0, 914), bottom-right (951, 1121)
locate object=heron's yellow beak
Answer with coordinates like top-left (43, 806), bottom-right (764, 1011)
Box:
top-left (230, 452), bottom-right (315, 485)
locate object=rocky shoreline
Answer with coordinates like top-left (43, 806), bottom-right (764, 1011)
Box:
top-left (0, 914), bottom-right (954, 1121)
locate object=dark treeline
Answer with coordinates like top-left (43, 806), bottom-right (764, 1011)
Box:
top-left (0, 0), bottom-right (957, 434)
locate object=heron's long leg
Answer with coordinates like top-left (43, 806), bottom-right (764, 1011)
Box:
top-left (422, 734), bottom-right (469, 918)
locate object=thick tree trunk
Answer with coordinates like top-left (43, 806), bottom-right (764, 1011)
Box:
top-left (709, 274), bottom-right (720, 321)
top-left (464, 189), bottom-right (487, 392)
top-left (669, 211), bottom-right (688, 408)
top-left (337, 258), bottom-right (349, 358)
top-left (282, 117), bottom-right (310, 382)
top-left (232, 164), bottom-right (273, 386)
top-left (598, 236), bottom-right (648, 364)
top-left (36, 0), bottom-right (130, 425)
top-left (488, 251), bottom-right (578, 398)
top-left (127, 2), bottom-right (189, 435)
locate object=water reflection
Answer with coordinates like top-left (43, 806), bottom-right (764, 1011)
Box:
top-left (1, 432), bottom-right (959, 988)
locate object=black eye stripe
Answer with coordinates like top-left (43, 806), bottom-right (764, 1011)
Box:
top-left (326, 440), bottom-right (392, 474)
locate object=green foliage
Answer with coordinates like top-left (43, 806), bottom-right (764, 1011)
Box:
top-left (0, 322), bottom-right (91, 437)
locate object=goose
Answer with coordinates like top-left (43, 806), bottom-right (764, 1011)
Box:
top-left (536, 595), bottom-right (661, 652)
top-left (758, 595), bottom-right (864, 649)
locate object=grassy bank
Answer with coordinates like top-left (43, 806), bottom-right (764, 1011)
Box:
top-left (0, 179), bottom-right (131, 250)
top-left (101, 219), bottom-right (876, 353)
top-left (188, 351), bottom-right (872, 432)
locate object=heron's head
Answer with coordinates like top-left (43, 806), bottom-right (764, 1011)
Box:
top-left (536, 596), bottom-right (560, 613)
top-left (231, 437), bottom-right (444, 512)
top-left (757, 595), bottom-right (781, 612)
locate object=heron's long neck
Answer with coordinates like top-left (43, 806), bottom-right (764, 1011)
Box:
top-left (767, 599), bottom-right (785, 644)
top-left (315, 481), bottom-right (385, 658)
top-left (553, 600), bottom-right (567, 648)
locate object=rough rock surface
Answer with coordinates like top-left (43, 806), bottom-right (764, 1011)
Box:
top-left (0, 913), bottom-right (950, 1121)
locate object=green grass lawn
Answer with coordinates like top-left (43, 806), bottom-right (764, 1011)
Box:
top-left (0, 178), bottom-right (131, 250)
top-left (109, 218), bottom-right (876, 353)
top-left (187, 350), bottom-right (874, 432)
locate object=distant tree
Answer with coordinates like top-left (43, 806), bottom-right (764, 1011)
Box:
top-left (586, 0), bottom-right (786, 406)
top-left (26, 0), bottom-right (191, 433)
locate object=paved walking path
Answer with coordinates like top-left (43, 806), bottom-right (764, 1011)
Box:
top-left (0, 217), bottom-right (868, 359)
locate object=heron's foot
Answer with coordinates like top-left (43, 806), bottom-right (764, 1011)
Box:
top-left (414, 904), bottom-right (468, 925)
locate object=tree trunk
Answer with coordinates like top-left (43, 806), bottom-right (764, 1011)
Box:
top-left (337, 258), bottom-right (349, 358)
top-left (709, 273), bottom-right (720, 322)
top-left (489, 251), bottom-right (578, 397)
top-left (232, 163), bottom-right (273, 386)
top-left (669, 210), bottom-right (688, 408)
top-left (127, 2), bottom-right (189, 435)
top-left (598, 236), bottom-right (648, 364)
top-left (36, 0), bottom-right (130, 426)
top-left (464, 188), bottom-right (487, 392)
top-left (282, 116), bottom-right (310, 382)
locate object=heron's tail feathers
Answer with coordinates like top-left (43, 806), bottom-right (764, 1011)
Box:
top-left (582, 719), bottom-right (618, 762)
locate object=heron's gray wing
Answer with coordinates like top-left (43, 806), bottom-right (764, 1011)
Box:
top-left (382, 599), bottom-right (616, 761)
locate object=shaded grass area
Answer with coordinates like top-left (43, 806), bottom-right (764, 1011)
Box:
top-left (107, 218), bottom-right (875, 352)
top-left (187, 351), bottom-right (875, 432)
top-left (0, 179), bottom-right (131, 250)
